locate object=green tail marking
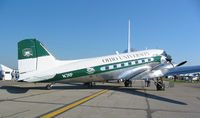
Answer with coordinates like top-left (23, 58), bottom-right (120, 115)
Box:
top-left (18, 39), bottom-right (50, 60)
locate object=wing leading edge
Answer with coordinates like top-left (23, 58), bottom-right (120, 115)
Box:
top-left (164, 65), bottom-right (200, 76)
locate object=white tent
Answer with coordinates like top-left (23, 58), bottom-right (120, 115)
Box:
top-left (0, 64), bottom-right (13, 80)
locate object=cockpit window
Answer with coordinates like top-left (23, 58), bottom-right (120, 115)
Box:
top-left (162, 51), bottom-right (168, 57)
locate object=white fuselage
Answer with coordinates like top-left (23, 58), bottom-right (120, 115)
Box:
top-left (18, 49), bottom-right (166, 83)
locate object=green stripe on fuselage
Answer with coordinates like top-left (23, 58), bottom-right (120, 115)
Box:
top-left (40, 56), bottom-right (161, 82)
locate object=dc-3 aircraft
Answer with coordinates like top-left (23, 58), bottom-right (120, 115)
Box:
top-left (17, 39), bottom-right (200, 90)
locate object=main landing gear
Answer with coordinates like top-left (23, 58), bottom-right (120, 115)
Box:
top-left (153, 78), bottom-right (165, 91)
top-left (46, 83), bottom-right (55, 90)
top-left (84, 82), bottom-right (96, 87)
top-left (124, 79), bottom-right (132, 87)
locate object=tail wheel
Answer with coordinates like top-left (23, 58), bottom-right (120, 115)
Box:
top-left (46, 84), bottom-right (54, 90)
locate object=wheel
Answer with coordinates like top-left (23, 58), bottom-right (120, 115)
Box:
top-left (124, 80), bottom-right (128, 87)
top-left (124, 80), bottom-right (132, 87)
top-left (156, 82), bottom-right (165, 91)
top-left (84, 82), bottom-right (95, 87)
top-left (124, 81), bottom-right (129, 87)
top-left (46, 84), bottom-right (53, 90)
top-left (156, 84), bottom-right (160, 91)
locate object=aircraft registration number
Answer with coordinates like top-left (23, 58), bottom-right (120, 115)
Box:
top-left (62, 73), bottom-right (73, 78)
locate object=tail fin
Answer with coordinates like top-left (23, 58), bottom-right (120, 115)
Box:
top-left (18, 39), bottom-right (56, 73)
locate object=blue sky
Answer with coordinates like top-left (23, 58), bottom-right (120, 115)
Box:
top-left (0, 0), bottom-right (200, 69)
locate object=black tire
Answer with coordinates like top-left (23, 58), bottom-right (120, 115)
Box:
top-left (46, 84), bottom-right (52, 90)
top-left (156, 84), bottom-right (161, 91)
top-left (124, 81), bottom-right (129, 87)
top-left (124, 80), bottom-right (132, 87)
top-left (156, 83), bottom-right (165, 91)
top-left (84, 82), bottom-right (95, 87)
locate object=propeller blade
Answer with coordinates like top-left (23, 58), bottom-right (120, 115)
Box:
top-left (177, 61), bottom-right (187, 67)
top-left (170, 62), bottom-right (174, 67)
top-left (166, 57), bottom-right (174, 67)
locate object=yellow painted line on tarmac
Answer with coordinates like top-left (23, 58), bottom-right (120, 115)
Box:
top-left (41, 89), bottom-right (109, 118)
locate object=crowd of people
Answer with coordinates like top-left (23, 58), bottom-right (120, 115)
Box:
top-left (0, 70), bottom-right (19, 81)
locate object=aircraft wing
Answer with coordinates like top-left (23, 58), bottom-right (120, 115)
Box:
top-left (118, 66), bottom-right (151, 80)
top-left (164, 65), bottom-right (200, 76)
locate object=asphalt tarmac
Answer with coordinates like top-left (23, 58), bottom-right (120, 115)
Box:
top-left (0, 80), bottom-right (200, 118)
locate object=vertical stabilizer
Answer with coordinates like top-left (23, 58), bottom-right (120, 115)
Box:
top-left (18, 39), bottom-right (56, 73)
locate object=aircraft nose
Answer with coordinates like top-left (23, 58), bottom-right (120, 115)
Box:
top-left (166, 57), bottom-right (172, 63)
top-left (161, 56), bottom-right (168, 63)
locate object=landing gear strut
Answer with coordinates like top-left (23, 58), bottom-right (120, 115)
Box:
top-left (124, 80), bottom-right (132, 87)
top-left (154, 77), bottom-right (165, 91)
top-left (46, 83), bottom-right (55, 90)
top-left (84, 82), bottom-right (96, 87)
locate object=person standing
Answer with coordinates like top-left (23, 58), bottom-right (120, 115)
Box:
top-left (11, 71), bottom-right (15, 80)
top-left (145, 79), bottom-right (147, 87)
top-left (2, 70), bottom-right (5, 81)
top-left (0, 71), bottom-right (2, 80)
top-left (174, 75), bottom-right (177, 82)
top-left (16, 71), bottom-right (19, 80)
top-left (147, 78), bottom-right (151, 87)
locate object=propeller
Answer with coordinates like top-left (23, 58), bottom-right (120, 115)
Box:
top-left (176, 61), bottom-right (187, 67)
top-left (166, 57), bottom-right (174, 67)
top-left (166, 57), bottom-right (187, 67)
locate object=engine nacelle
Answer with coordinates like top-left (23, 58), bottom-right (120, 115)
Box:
top-left (148, 63), bottom-right (174, 78)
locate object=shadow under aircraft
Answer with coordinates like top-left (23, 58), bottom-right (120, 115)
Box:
top-left (0, 83), bottom-right (187, 106)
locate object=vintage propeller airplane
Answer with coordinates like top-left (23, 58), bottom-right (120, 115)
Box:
top-left (17, 38), bottom-right (200, 90)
